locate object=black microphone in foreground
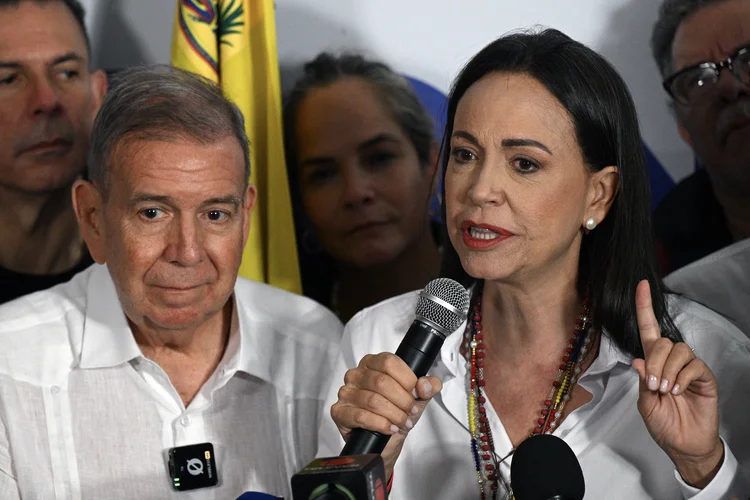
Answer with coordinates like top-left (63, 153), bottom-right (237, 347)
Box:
top-left (340, 278), bottom-right (470, 456)
top-left (510, 434), bottom-right (585, 500)
top-left (235, 493), bottom-right (283, 499)
top-left (291, 278), bottom-right (470, 500)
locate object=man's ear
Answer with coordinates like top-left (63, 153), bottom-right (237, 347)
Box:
top-left (89, 70), bottom-right (108, 118)
top-left (583, 166), bottom-right (619, 229)
top-left (72, 180), bottom-right (106, 264)
top-left (241, 183), bottom-right (258, 247)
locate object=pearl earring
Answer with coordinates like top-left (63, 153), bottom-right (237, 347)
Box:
top-left (585, 218), bottom-right (597, 231)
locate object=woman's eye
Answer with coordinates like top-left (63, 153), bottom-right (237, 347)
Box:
top-left (514, 157), bottom-right (540, 173)
top-left (451, 148), bottom-right (477, 163)
top-left (364, 151), bottom-right (397, 168)
top-left (307, 166), bottom-right (337, 184)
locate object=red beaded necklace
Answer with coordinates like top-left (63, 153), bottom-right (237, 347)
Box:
top-left (464, 286), bottom-right (593, 500)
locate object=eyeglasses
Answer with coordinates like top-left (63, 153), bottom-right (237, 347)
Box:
top-left (662, 43), bottom-right (750, 105)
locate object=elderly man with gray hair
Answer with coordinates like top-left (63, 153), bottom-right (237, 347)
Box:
top-left (0, 65), bottom-right (343, 499)
top-left (651, 0), bottom-right (750, 339)
top-left (651, 0), bottom-right (750, 275)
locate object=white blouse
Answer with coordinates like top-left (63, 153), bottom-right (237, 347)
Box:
top-left (317, 290), bottom-right (750, 499)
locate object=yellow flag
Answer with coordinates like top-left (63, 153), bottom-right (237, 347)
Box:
top-left (171, 0), bottom-right (302, 294)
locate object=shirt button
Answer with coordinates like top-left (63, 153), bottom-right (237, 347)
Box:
top-left (51, 386), bottom-right (60, 395)
top-left (180, 415), bottom-right (191, 426)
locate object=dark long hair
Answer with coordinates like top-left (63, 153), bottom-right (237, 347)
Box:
top-left (439, 29), bottom-right (681, 358)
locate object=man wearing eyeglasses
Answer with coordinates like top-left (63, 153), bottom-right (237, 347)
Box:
top-left (651, 0), bottom-right (750, 340)
top-left (651, 0), bottom-right (750, 275)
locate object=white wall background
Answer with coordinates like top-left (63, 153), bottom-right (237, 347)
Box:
top-left (78, 0), bottom-right (692, 182)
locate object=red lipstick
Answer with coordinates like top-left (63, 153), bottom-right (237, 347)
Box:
top-left (461, 220), bottom-right (514, 249)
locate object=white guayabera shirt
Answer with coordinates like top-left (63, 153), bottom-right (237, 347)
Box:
top-left (318, 290), bottom-right (750, 500)
top-left (0, 264), bottom-right (343, 500)
top-left (666, 237), bottom-right (750, 338)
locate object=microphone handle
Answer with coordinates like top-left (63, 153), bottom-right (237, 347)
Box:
top-left (340, 321), bottom-right (445, 456)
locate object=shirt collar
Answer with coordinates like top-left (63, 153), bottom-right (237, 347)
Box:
top-left (79, 264), bottom-right (143, 369)
top-left (583, 330), bottom-right (634, 377)
top-left (435, 283), bottom-right (476, 379)
top-left (218, 289), bottom-right (274, 384)
top-left (78, 265), bottom-right (272, 382)
top-left (437, 317), bottom-right (469, 380)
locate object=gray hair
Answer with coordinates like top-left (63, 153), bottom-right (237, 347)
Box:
top-left (88, 65), bottom-right (250, 192)
top-left (283, 52), bottom-right (434, 172)
top-left (651, 0), bottom-right (729, 78)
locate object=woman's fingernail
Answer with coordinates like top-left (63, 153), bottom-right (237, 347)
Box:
top-left (647, 375), bottom-right (658, 391)
top-left (411, 388), bottom-right (418, 399)
top-left (390, 424), bottom-right (399, 434)
top-left (405, 418), bottom-right (414, 430)
top-left (659, 378), bottom-right (669, 393)
top-left (411, 405), bottom-right (419, 415)
top-left (671, 384), bottom-right (680, 395)
top-left (422, 380), bottom-right (433, 395)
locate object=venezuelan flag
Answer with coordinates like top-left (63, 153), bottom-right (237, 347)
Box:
top-left (171, 0), bottom-right (302, 294)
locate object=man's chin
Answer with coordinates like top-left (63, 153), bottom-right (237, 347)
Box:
top-left (145, 308), bottom-right (212, 331)
top-left (149, 295), bottom-right (235, 329)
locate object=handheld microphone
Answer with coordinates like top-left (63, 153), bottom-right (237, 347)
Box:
top-left (510, 434), bottom-right (585, 500)
top-left (340, 278), bottom-right (470, 456)
top-left (291, 279), bottom-right (469, 499)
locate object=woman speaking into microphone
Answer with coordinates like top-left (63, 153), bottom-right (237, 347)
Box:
top-left (316, 29), bottom-right (750, 499)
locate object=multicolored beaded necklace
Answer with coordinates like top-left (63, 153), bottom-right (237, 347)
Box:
top-left (464, 284), bottom-right (593, 500)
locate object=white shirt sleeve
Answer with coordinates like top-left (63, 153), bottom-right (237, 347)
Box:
top-left (0, 471), bottom-right (19, 500)
top-left (316, 323), bottom-right (358, 458)
top-left (676, 439), bottom-right (750, 499)
top-left (0, 416), bottom-right (20, 500)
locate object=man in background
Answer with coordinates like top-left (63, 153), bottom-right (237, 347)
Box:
top-left (652, 0), bottom-right (750, 339)
top-left (651, 0), bottom-right (750, 274)
top-left (0, 0), bottom-right (106, 303)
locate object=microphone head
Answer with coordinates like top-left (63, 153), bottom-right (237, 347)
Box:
top-left (416, 278), bottom-right (470, 333)
top-left (510, 434), bottom-right (585, 500)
